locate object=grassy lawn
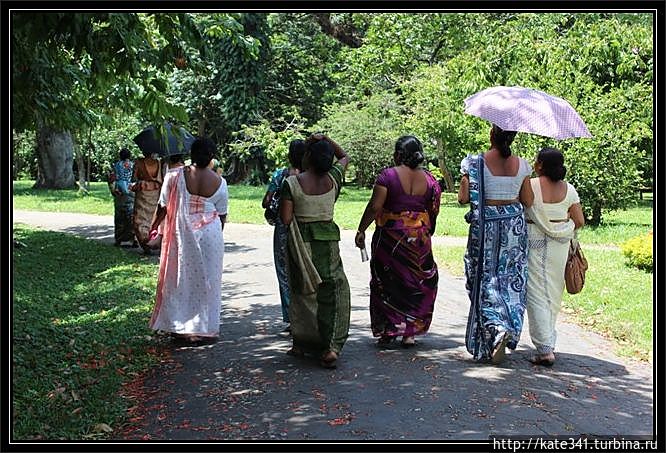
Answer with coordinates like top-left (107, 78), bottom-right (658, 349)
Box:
top-left (13, 181), bottom-right (114, 216)
top-left (13, 180), bottom-right (651, 244)
top-left (12, 224), bottom-right (163, 440)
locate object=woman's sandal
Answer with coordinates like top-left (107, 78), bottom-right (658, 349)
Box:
top-left (401, 336), bottom-right (416, 348)
top-left (320, 351), bottom-right (338, 369)
top-left (529, 354), bottom-right (555, 367)
top-left (377, 335), bottom-right (395, 348)
top-left (286, 346), bottom-right (305, 357)
top-left (490, 332), bottom-right (509, 365)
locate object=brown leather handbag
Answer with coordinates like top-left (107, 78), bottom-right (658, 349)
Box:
top-left (565, 237), bottom-right (588, 294)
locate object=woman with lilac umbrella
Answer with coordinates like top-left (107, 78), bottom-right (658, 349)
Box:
top-left (458, 124), bottom-right (534, 364)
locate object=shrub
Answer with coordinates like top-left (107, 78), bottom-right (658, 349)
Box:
top-left (621, 231), bottom-right (653, 272)
top-left (314, 92), bottom-right (406, 187)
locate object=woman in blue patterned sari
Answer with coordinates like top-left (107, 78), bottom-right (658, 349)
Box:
top-left (458, 125), bottom-right (534, 364)
top-left (108, 148), bottom-right (137, 247)
top-left (262, 140), bottom-right (305, 331)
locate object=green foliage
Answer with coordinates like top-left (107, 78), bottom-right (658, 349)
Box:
top-left (394, 13), bottom-right (652, 225)
top-left (11, 13), bottom-right (215, 132)
top-left (13, 130), bottom-right (38, 180)
top-left (314, 92), bottom-right (406, 187)
top-left (427, 163), bottom-right (444, 181)
top-left (171, 13), bottom-right (269, 146)
top-left (228, 114), bottom-right (307, 178)
top-left (621, 231), bottom-right (653, 272)
top-left (263, 14), bottom-right (345, 125)
top-left (12, 225), bottom-right (162, 439)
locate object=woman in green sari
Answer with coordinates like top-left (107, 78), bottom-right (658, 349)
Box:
top-left (279, 134), bottom-right (351, 369)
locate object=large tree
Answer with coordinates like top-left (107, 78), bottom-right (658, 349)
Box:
top-left (315, 13), bottom-right (652, 225)
top-left (11, 12), bottom-right (251, 189)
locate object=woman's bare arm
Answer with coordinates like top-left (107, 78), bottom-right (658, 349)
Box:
top-left (458, 175), bottom-right (470, 204)
top-left (355, 185), bottom-right (388, 248)
top-left (280, 199), bottom-right (294, 226)
top-left (568, 203), bottom-right (585, 230)
top-left (519, 177), bottom-right (534, 208)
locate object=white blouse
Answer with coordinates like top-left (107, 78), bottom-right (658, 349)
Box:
top-left (460, 155), bottom-right (533, 200)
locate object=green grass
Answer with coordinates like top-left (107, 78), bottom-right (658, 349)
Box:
top-left (14, 180), bottom-right (651, 245)
top-left (13, 181), bottom-right (114, 216)
top-left (433, 245), bottom-right (467, 277)
top-left (562, 248), bottom-right (653, 361)
top-left (12, 224), bottom-right (162, 440)
top-left (12, 181), bottom-right (469, 237)
top-left (576, 202), bottom-right (653, 245)
top-left (432, 245), bottom-right (653, 361)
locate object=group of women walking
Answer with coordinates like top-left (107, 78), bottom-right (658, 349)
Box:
top-left (110, 125), bottom-right (584, 368)
top-left (264, 127), bottom-right (583, 369)
top-left (108, 148), bottom-right (184, 254)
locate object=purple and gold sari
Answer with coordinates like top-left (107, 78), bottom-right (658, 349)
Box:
top-left (369, 168), bottom-right (441, 339)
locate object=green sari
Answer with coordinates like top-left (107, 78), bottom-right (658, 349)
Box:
top-left (281, 163), bottom-right (351, 355)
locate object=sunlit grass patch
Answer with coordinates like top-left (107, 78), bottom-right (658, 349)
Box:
top-left (12, 224), bottom-right (162, 440)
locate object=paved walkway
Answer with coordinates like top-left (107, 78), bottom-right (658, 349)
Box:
top-left (13, 210), bottom-right (653, 441)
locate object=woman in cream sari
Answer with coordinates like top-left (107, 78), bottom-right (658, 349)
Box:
top-left (525, 147), bottom-right (584, 366)
top-left (280, 134), bottom-right (351, 369)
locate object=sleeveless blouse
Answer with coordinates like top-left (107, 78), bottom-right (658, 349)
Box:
top-left (460, 155), bottom-right (532, 200)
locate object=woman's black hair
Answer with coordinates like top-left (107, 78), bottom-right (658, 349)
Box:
top-left (306, 139), bottom-right (334, 174)
top-left (537, 147), bottom-right (567, 182)
top-left (190, 137), bottom-right (216, 167)
top-left (169, 154), bottom-right (184, 164)
top-left (491, 124), bottom-right (517, 158)
top-left (288, 139), bottom-right (306, 171)
top-left (119, 148), bottom-right (131, 160)
top-left (395, 135), bottom-right (425, 169)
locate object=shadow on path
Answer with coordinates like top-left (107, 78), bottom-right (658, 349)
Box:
top-left (119, 301), bottom-right (652, 441)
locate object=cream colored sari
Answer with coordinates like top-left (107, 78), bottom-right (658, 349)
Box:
top-left (525, 178), bottom-right (578, 355)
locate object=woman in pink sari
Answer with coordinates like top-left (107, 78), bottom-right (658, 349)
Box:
top-left (149, 137), bottom-right (228, 344)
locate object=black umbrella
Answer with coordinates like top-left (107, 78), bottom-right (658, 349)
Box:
top-left (133, 123), bottom-right (196, 157)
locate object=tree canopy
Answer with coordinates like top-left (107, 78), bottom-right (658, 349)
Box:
top-left (12, 11), bottom-right (654, 225)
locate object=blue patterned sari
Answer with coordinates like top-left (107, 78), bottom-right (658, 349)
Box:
top-left (463, 155), bottom-right (528, 361)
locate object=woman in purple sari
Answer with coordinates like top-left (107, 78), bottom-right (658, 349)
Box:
top-left (355, 136), bottom-right (442, 347)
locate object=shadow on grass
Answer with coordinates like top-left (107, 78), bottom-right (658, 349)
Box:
top-left (12, 226), bottom-right (162, 440)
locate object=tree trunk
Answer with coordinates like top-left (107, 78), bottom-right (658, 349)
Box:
top-left (34, 126), bottom-right (76, 189)
top-left (224, 155), bottom-right (249, 184)
top-left (590, 203), bottom-right (603, 227)
top-left (198, 117), bottom-right (206, 137)
top-left (73, 135), bottom-right (89, 192)
top-left (311, 13), bottom-right (363, 48)
top-left (435, 138), bottom-right (455, 192)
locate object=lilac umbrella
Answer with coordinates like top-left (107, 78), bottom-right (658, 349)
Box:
top-left (463, 86), bottom-right (592, 139)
